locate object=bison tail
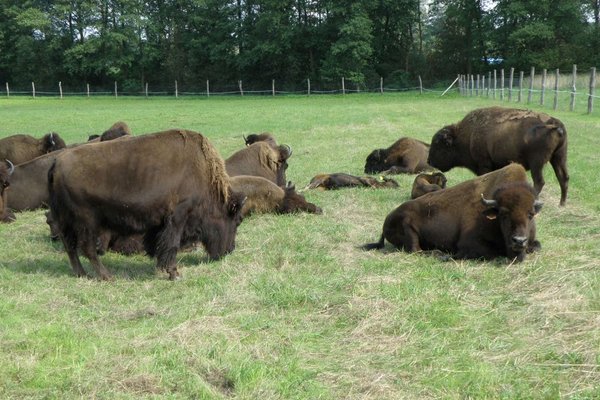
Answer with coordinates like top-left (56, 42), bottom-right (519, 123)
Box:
top-left (362, 234), bottom-right (385, 251)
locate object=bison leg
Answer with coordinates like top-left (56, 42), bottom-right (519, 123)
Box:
top-left (154, 213), bottom-right (187, 280)
top-left (550, 146), bottom-right (569, 206)
top-left (65, 250), bottom-right (88, 278)
top-left (80, 242), bottom-right (113, 281)
top-left (529, 162), bottom-right (546, 197)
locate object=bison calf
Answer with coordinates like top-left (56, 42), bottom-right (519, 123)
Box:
top-left (411, 171), bottom-right (447, 199)
top-left (364, 137), bottom-right (432, 175)
top-left (365, 163), bottom-right (542, 262)
top-left (428, 106), bottom-right (569, 205)
top-left (306, 173), bottom-right (398, 190)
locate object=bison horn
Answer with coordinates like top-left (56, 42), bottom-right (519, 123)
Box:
top-left (6, 159), bottom-right (14, 175)
top-left (50, 132), bottom-right (56, 146)
top-left (480, 193), bottom-right (498, 207)
top-left (243, 134), bottom-right (248, 145)
top-left (282, 144), bottom-right (292, 157)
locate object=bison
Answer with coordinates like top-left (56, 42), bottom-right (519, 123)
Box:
top-left (305, 173), bottom-right (399, 190)
top-left (364, 163), bottom-right (543, 262)
top-left (0, 160), bottom-right (15, 222)
top-left (427, 106), bottom-right (569, 205)
top-left (411, 171), bottom-right (447, 199)
top-left (48, 129), bottom-right (246, 280)
top-left (0, 132), bottom-right (66, 165)
top-left (7, 151), bottom-right (60, 211)
top-left (225, 142), bottom-right (291, 186)
top-left (243, 132), bottom-right (277, 148)
top-left (88, 121), bottom-right (132, 142)
top-left (364, 137), bottom-right (432, 174)
top-left (230, 176), bottom-right (322, 217)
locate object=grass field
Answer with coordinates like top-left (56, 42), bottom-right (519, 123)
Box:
top-left (0, 93), bottom-right (599, 399)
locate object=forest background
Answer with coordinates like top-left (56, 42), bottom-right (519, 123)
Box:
top-left (1, 0), bottom-right (600, 93)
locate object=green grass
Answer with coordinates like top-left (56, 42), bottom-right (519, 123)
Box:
top-left (1, 93), bottom-right (599, 399)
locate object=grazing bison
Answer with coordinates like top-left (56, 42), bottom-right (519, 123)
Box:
top-left (364, 137), bottom-right (432, 174)
top-left (306, 173), bottom-right (399, 190)
top-left (48, 129), bottom-right (246, 280)
top-left (0, 160), bottom-right (15, 222)
top-left (230, 176), bottom-right (322, 217)
top-left (411, 171), bottom-right (447, 199)
top-left (427, 106), bottom-right (569, 205)
top-left (364, 163), bottom-right (543, 262)
top-left (0, 133), bottom-right (66, 165)
top-left (243, 132), bottom-right (277, 148)
top-left (225, 142), bottom-right (291, 186)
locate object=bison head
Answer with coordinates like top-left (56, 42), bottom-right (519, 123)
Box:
top-left (364, 148), bottom-right (390, 174)
top-left (244, 133), bottom-right (277, 148)
top-left (200, 190), bottom-right (246, 260)
top-left (427, 126), bottom-right (460, 172)
top-left (0, 160), bottom-right (15, 223)
top-left (274, 144), bottom-right (292, 186)
top-left (279, 182), bottom-right (322, 214)
top-left (481, 183), bottom-right (543, 262)
top-left (41, 132), bottom-right (67, 153)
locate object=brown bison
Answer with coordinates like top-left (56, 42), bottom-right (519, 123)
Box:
top-left (88, 121), bottom-right (132, 142)
top-left (243, 132), bottom-right (277, 148)
top-left (7, 152), bottom-right (60, 211)
top-left (427, 106), bottom-right (569, 205)
top-left (364, 137), bottom-right (432, 174)
top-left (48, 129), bottom-right (246, 280)
top-left (306, 173), bottom-right (399, 190)
top-left (230, 176), bottom-right (322, 217)
top-left (0, 132), bottom-right (66, 165)
top-left (226, 142), bottom-right (291, 186)
top-left (364, 163), bottom-right (543, 262)
top-left (0, 160), bottom-right (15, 222)
top-left (411, 171), bottom-right (447, 199)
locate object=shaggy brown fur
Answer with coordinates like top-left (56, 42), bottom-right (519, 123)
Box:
top-left (364, 137), bottom-right (432, 174)
top-left (410, 172), bottom-right (447, 199)
top-left (306, 173), bottom-right (399, 190)
top-left (0, 133), bottom-right (66, 165)
top-left (225, 142), bottom-right (291, 186)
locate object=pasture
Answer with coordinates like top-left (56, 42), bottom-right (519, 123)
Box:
top-left (0, 94), bottom-right (599, 399)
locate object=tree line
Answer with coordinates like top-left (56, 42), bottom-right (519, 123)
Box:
top-left (1, 0), bottom-right (599, 92)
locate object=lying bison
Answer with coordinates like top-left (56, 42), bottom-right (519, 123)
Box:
top-left (226, 142), bottom-right (291, 186)
top-left (243, 132), bottom-right (277, 148)
top-left (230, 176), bottom-right (322, 217)
top-left (48, 129), bottom-right (246, 280)
top-left (411, 171), bottom-right (447, 199)
top-left (0, 160), bottom-right (15, 222)
top-left (88, 121), bottom-right (132, 142)
top-left (364, 137), bottom-right (432, 174)
top-left (364, 163), bottom-right (542, 262)
top-left (306, 173), bottom-right (398, 190)
top-left (0, 132), bottom-right (66, 165)
top-left (428, 106), bottom-right (568, 205)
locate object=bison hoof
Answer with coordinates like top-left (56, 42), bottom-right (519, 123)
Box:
top-left (168, 270), bottom-right (181, 281)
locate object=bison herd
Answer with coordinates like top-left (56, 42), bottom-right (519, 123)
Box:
top-left (0, 106), bottom-right (569, 280)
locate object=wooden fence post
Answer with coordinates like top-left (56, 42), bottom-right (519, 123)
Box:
top-left (114, 81), bottom-right (118, 98)
top-left (145, 82), bottom-right (149, 98)
top-left (59, 81), bottom-right (63, 99)
top-left (518, 71), bottom-right (524, 102)
top-left (493, 70), bottom-right (497, 99)
top-left (307, 78), bottom-right (310, 95)
top-left (380, 77), bottom-right (384, 94)
top-left (470, 74), bottom-right (474, 96)
top-left (206, 80), bottom-right (210, 97)
top-left (86, 83), bottom-right (90, 98)
top-left (487, 71), bottom-right (491, 97)
top-left (553, 69), bottom-right (559, 110)
top-left (419, 75), bottom-right (423, 94)
top-left (175, 80), bottom-right (178, 98)
top-left (5, 82), bottom-right (9, 97)
top-left (588, 67), bottom-right (596, 114)
top-left (540, 69), bottom-right (547, 105)
top-left (272, 79), bottom-right (275, 96)
top-left (528, 67), bottom-right (535, 104)
top-left (32, 82), bottom-right (36, 98)
top-left (570, 65), bottom-right (577, 112)
top-left (500, 69), bottom-right (505, 100)
top-left (482, 75), bottom-right (485, 95)
top-left (239, 80), bottom-right (243, 96)
top-left (508, 68), bottom-right (514, 102)
top-left (476, 74), bottom-right (480, 96)
top-left (342, 77), bottom-right (345, 95)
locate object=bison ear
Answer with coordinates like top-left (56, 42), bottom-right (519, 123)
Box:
top-left (229, 194), bottom-right (247, 215)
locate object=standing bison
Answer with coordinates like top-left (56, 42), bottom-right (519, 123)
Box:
top-left (0, 160), bottom-right (15, 222)
top-left (0, 133), bottom-right (66, 165)
top-left (48, 129), bottom-right (246, 280)
top-left (364, 163), bottom-right (543, 262)
top-left (427, 106), bottom-right (568, 205)
top-left (364, 137), bottom-right (432, 174)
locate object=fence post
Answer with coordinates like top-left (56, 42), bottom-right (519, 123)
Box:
top-left (239, 80), bottom-right (243, 96)
top-left (5, 82), bottom-right (8, 97)
top-left (570, 64), bottom-right (577, 112)
top-left (59, 81), bottom-right (63, 99)
top-left (418, 75), bottom-right (423, 94)
top-left (307, 78), bottom-right (310, 96)
top-left (518, 71), bottom-right (524, 102)
top-left (114, 81), bottom-right (118, 98)
top-left (175, 80), bottom-right (178, 98)
top-left (528, 67), bottom-right (535, 104)
top-left (588, 67), bottom-right (596, 114)
top-left (500, 69), bottom-right (505, 100)
top-left (87, 83), bottom-right (90, 98)
top-left (482, 75), bottom-right (485, 95)
top-left (493, 70), bottom-right (497, 99)
top-left (553, 69), bottom-right (559, 110)
top-left (487, 71), bottom-right (491, 97)
top-left (32, 81), bottom-right (36, 99)
top-left (207, 80), bottom-right (210, 97)
top-left (540, 69), bottom-right (547, 105)
top-left (145, 82), bottom-right (149, 98)
top-left (272, 79), bottom-right (275, 96)
top-left (380, 77), bottom-right (384, 94)
top-left (342, 77), bottom-right (345, 95)
top-left (470, 74), bottom-right (474, 96)
top-left (476, 75), bottom-right (480, 96)
top-left (508, 68), bottom-right (514, 102)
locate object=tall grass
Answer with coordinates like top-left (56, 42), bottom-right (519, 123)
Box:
top-left (0, 93), bottom-right (599, 399)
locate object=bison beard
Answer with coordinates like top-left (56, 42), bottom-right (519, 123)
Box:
top-left (48, 129), bottom-right (245, 280)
